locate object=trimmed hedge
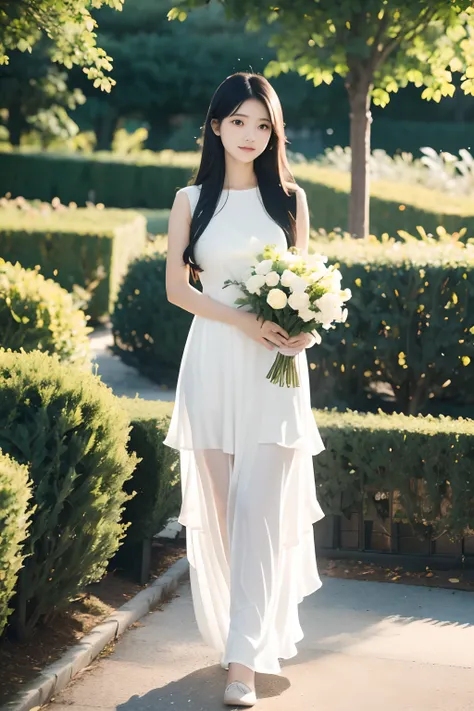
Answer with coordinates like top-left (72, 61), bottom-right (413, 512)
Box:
top-left (0, 350), bottom-right (138, 640)
top-left (111, 242), bottom-right (197, 385)
top-left (0, 259), bottom-right (91, 366)
top-left (112, 233), bottom-right (474, 415)
top-left (0, 151), bottom-right (193, 210)
top-left (112, 398), bottom-right (181, 583)
top-left (0, 205), bottom-right (147, 322)
top-left (120, 398), bottom-right (181, 543)
top-left (0, 450), bottom-right (33, 637)
top-left (1, 149), bottom-right (474, 236)
top-left (315, 408), bottom-right (474, 541)
top-left (307, 233), bottom-right (474, 415)
top-left (294, 165), bottom-right (474, 236)
top-left (115, 399), bottom-right (474, 542)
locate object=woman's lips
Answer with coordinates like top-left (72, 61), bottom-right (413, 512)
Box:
top-left (239, 146), bottom-right (256, 152)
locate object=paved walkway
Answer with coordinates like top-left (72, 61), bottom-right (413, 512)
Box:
top-left (89, 326), bottom-right (175, 401)
top-left (49, 576), bottom-right (474, 711)
top-left (82, 328), bottom-right (474, 710)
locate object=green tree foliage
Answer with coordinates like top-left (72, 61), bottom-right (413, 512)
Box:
top-left (76, 0), bottom-right (324, 150)
top-left (171, 1), bottom-right (474, 237)
top-left (0, 44), bottom-right (85, 146)
top-left (0, 0), bottom-right (123, 92)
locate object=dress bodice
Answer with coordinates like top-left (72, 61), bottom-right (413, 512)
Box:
top-left (179, 185), bottom-right (287, 306)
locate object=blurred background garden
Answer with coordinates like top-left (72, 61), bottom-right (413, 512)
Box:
top-left (1, 0), bottom-right (474, 700)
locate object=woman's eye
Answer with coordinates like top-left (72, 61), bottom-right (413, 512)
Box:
top-left (259, 124), bottom-right (271, 131)
top-left (232, 119), bottom-right (244, 126)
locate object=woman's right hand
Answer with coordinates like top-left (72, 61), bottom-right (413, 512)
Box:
top-left (236, 312), bottom-right (289, 351)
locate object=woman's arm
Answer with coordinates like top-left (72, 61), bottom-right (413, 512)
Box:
top-left (165, 191), bottom-right (288, 350)
top-left (166, 191), bottom-right (243, 325)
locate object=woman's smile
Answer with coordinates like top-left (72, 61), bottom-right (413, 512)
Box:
top-left (239, 146), bottom-right (256, 152)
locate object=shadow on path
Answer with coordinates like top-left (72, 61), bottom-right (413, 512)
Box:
top-left (116, 663), bottom-right (291, 711)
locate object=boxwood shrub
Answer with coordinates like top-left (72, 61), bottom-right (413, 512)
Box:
top-left (112, 232), bottom-right (474, 415)
top-left (294, 164), bottom-right (474, 236)
top-left (0, 203), bottom-right (147, 322)
top-left (307, 232), bottom-right (474, 415)
top-left (120, 398), bottom-right (181, 543)
top-left (0, 150), bottom-right (194, 209)
top-left (1, 149), bottom-right (474, 236)
top-left (0, 350), bottom-right (138, 640)
top-left (116, 399), bottom-right (474, 544)
top-left (0, 450), bottom-right (33, 638)
top-left (314, 408), bottom-right (474, 544)
top-left (0, 259), bottom-right (91, 366)
top-left (111, 242), bottom-right (197, 385)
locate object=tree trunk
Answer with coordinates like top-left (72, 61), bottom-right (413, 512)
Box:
top-left (348, 83), bottom-right (373, 238)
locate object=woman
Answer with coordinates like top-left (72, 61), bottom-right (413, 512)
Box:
top-left (164, 72), bottom-right (326, 707)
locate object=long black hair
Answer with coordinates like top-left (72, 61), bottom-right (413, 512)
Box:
top-left (183, 72), bottom-right (297, 278)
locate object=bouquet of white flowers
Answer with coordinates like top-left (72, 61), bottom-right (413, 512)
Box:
top-left (223, 244), bottom-right (352, 387)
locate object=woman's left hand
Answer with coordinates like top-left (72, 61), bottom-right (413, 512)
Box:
top-left (280, 332), bottom-right (314, 354)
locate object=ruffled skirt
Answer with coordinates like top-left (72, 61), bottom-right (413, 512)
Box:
top-left (164, 316), bottom-right (325, 674)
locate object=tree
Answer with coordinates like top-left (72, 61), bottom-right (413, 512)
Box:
top-left (73, 0), bottom-right (322, 150)
top-left (0, 0), bottom-right (124, 92)
top-left (0, 45), bottom-right (85, 146)
top-left (171, 1), bottom-right (474, 237)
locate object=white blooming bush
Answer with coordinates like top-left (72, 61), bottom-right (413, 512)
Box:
top-left (315, 145), bottom-right (474, 196)
top-left (223, 244), bottom-right (352, 387)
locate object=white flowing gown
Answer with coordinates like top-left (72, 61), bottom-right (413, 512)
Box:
top-left (164, 184), bottom-right (326, 674)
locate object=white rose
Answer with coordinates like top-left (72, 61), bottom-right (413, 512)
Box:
top-left (265, 271), bottom-right (280, 287)
top-left (246, 273), bottom-right (266, 294)
top-left (319, 268), bottom-right (342, 293)
top-left (280, 269), bottom-right (296, 288)
top-left (314, 292), bottom-right (344, 324)
top-left (288, 291), bottom-right (310, 311)
top-left (267, 288), bottom-right (288, 310)
top-left (255, 259), bottom-right (274, 276)
top-left (299, 308), bottom-right (316, 323)
top-left (289, 275), bottom-right (308, 293)
top-left (340, 288), bottom-right (352, 301)
top-left (308, 263), bottom-right (328, 283)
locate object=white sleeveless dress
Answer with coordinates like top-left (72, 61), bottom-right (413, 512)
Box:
top-left (164, 184), bottom-right (326, 675)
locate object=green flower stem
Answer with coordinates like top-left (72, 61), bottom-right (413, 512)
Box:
top-left (266, 353), bottom-right (300, 388)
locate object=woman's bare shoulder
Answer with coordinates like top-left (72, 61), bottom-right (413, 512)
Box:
top-left (174, 184), bottom-right (202, 217)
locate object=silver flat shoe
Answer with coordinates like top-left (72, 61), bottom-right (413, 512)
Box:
top-left (223, 680), bottom-right (257, 707)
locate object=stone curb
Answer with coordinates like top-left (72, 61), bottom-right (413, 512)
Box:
top-left (1, 555), bottom-right (189, 711)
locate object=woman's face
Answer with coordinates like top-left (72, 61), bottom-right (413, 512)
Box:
top-left (212, 98), bottom-right (273, 164)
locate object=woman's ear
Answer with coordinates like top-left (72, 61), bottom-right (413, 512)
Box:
top-left (211, 118), bottom-right (221, 136)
